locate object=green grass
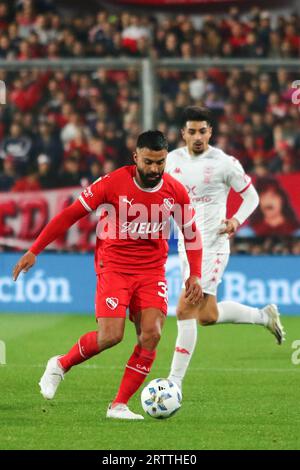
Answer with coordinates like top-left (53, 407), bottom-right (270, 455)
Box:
top-left (0, 314), bottom-right (299, 450)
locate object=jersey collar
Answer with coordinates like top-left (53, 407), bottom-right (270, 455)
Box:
top-left (133, 176), bottom-right (164, 193)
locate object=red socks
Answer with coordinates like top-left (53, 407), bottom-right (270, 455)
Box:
top-left (58, 331), bottom-right (100, 372)
top-left (58, 337), bottom-right (156, 407)
top-left (112, 344), bottom-right (156, 406)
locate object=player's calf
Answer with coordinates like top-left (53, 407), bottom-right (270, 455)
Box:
top-left (197, 295), bottom-right (219, 326)
top-left (198, 309), bottom-right (218, 326)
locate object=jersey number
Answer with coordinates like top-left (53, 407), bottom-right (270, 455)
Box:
top-left (158, 281), bottom-right (168, 305)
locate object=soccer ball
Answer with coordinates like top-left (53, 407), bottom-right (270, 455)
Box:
top-left (141, 378), bottom-right (182, 419)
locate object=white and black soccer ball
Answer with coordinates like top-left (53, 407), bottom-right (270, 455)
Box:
top-left (141, 378), bottom-right (182, 419)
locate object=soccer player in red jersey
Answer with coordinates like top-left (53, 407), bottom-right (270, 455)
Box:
top-left (13, 130), bottom-right (203, 420)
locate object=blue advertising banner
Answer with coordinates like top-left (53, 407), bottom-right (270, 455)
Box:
top-left (1, 254), bottom-right (96, 314)
top-left (1, 254), bottom-right (299, 315)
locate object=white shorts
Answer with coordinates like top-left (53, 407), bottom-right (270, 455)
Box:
top-left (179, 251), bottom-right (229, 296)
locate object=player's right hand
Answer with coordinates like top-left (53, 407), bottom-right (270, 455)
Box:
top-left (185, 275), bottom-right (203, 305)
top-left (13, 251), bottom-right (36, 281)
top-left (218, 217), bottom-right (240, 239)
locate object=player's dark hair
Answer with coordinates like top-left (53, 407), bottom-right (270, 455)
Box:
top-left (137, 130), bottom-right (168, 151)
top-left (181, 106), bottom-right (213, 127)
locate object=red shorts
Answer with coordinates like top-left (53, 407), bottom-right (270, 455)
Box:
top-left (95, 271), bottom-right (168, 320)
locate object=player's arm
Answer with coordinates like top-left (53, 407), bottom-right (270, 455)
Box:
top-left (13, 200), bottom-right (88, 281)
top-left (182, 220), bottom-right (203, 304)
top-left (220, 157), bottom-right (259, 238)
top-left (13, 177), bottom-right (108, 281)
top-left (173, 183), bottom-right (203, 304)
top-left (219, 184), bottom-right (259, 238)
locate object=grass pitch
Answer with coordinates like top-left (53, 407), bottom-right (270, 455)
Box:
top-left (0, 314), bottom-right (299, 450)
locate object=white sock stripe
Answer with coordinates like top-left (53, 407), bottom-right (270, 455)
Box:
top-left (78, 340), bottom-right (87, 359)
top-left (126, 365), bottom-right (149, 376)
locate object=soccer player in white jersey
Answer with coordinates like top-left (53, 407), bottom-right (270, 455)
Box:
top-left (166, 106), bottom-right (285, 390)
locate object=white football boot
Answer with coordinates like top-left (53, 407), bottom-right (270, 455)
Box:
top-left (106, 403), bottom-right (144, 420)
top-left (263, 304), bottom-right (286, 345)
top-left (39, 355), bottom-right (65, 399)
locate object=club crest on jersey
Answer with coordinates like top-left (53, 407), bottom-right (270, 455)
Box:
top-left (163, 198), bottom-right (174, 212)
top-left (106, 297), bottom-right (119, 310)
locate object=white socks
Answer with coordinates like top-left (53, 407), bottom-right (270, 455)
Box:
top-left (216, 301), bottom-right (268, 326)
top-left (168, 319), bottom-right (197, 389)
top-left (168, 303), bottom-right (269, 390)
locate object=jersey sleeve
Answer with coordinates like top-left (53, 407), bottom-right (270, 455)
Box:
top-left (226, 156), bottom-right (251, 193)
top-left (172, 180), bottom-right (196, 229)
top-left (78, 175), bottom-right (110, 212)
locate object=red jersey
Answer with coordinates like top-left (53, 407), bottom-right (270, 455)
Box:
top-left (78, 165), bottom-right (195, 274)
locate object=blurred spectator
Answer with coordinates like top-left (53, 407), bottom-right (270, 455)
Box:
top-left (11, 170), bottom-right (41, 192)
top-left (33, 121), bottom-right (63, 170)
top-left (121, 14), bottom-right (150, 54)
top-left (58, 155), bottom-right (83, 187)
top-left (0, 122), bottom-right (33, 173)
top-left (60, 112), bottom-right (84, 145)
top-left (1, 4), bottom-right (296, 61)
top-left (0, 154), bottom-right (17, 191)
top-left (36, 153), bottom-right (56, 188)
top-left (189, 70), bottom-right (207, 100)
top-left (88, 158), bottom-right (103, 183)
top-left (269, 141), bottom-right (299, 173)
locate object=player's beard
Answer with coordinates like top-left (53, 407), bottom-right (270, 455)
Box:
top-left (136, 167), bottom-right (163, 188)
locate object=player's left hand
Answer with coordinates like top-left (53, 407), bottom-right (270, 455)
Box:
top-left (185, 276), bottom-right (203, 305)
top-left (219, 217), bottom-right (240, 239)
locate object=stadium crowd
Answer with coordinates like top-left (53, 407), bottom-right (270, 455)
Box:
top-left (0, 1), bottom-right (299, 60)
top-left (0, 0), bottom-right (299, 252)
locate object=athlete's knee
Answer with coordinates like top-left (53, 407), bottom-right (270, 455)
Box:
top-left (97, 328), bottom-right (124, 348)
top-left (176, 304), bottom-right (197, 321)
top-left (176, 307), bottom-right (186, 321)
top-left (198, 310), bottom-right (218, 326)
top-left (140, 326), bottom-right (161, 349)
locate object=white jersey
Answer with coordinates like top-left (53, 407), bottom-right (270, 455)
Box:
top-left (165, 145), bottom-right (251, 254)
